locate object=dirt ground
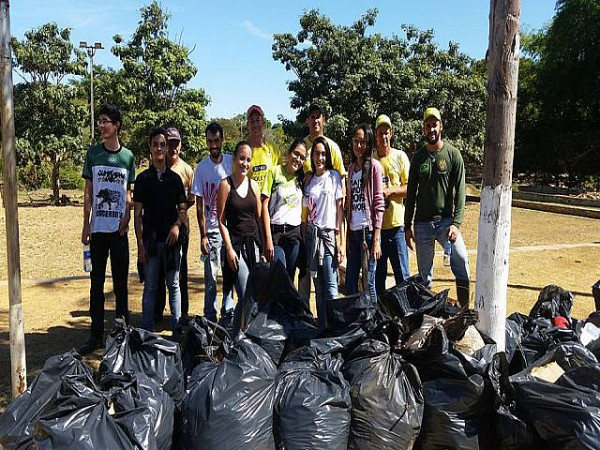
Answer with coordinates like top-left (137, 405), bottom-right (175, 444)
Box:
top-left (0, 200), bottom-right (599, 408)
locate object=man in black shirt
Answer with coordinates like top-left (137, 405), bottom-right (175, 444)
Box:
top-left (134, 127), bottom-right (187, 337)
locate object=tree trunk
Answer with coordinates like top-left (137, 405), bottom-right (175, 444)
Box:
top-left (51, 155), bottom-right (60, 206)
top-left (475, 0), bottom-right (521, 351)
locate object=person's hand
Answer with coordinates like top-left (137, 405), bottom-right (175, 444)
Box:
top-left (264, 240), bottom-right (274, 262)
top-left (405, 227), bottom-right (414, 251)
top-left (372, 239), bottom-right (382, 261)
top-left (201, 236), bottom-right (210, 255)
top-left (81, 223), bottom-right (91, 245)
top-left (118, 210), bottom-right (130, 236)
top-left (226, 247), bottom-right (239, 271)
top-left (137, 243), bottom-right (147, 264)
top-left (447, 225), bottom-right (459, 243)
top-left (166, 224), bottom-right (179, 246)
top-left (337, 246), bottom-right (345, 265)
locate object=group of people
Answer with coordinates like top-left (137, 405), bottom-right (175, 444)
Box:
top-left (78, 102), bottom-right (471, 354)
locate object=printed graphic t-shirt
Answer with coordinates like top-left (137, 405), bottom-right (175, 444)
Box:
top-left (82, 144), bottom-right (135, 234)
top-left (250, 140), bottom-right (281, 191)
top-left (349, 170), bottom-right (368, 231)
top-left (303, 169), bottom-right (343, 230)
top-left (191, 153), bottom-right (233, 234)
top-left (262, 164), bottom-right (302, 226)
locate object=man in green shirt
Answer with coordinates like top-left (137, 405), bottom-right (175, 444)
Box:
top-left (404, 107), bottom-right (470, 307)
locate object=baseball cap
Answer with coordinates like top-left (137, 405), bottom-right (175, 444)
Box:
top-left (307, 103), bottom-right (326, 117)
top-left (423, 107), bottom-right (442, 122)
top-left (246, 104), bottom-right (264, 118)
top-left (166, 127), bottom-right (181, 141)
top-left (375, 114), bottom-right (392, 130)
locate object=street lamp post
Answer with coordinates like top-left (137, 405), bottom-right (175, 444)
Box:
top-left (79, 41), bottom-right (103, 141)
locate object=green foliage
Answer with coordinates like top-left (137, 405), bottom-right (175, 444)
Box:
top-left (273, 9), bottom-right (486, 163)
top-left (92, 1), bottom-right (209, 162)
top-left (11, 22), bottom-right (88, 203)
top-left (18, 161), bottom-right (51, 190)
top-left (515, 0), bottom-right (600, 184)
top-left (59, 162), bottom-right (85, 190)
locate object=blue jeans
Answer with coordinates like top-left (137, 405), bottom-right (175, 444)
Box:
top-left (203, 232), bottom-right (233, 322)
top-left (224, 242), bottom-right (259, 333)
top-left (414, 217), bottom-right (470, 289)
top-left (345, 228), bottom-right (376, 301)
top-left (274, 239), bottom-right (300, 282)
top-left (141, 241), bottom-right (182, 332)
top-left (375, 226), bottom-right (410, 295)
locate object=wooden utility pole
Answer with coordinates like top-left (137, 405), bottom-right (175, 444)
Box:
top-left (475, 0), bottom-right (521, 351)
top-left (1, 0), bottom-right (27, 397)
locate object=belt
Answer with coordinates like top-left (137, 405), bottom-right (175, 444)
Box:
top-left (272, 223), bottom-right (299, 234)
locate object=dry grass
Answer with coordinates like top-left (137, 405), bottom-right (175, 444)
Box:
top-left (0, 200), bottom-right (599, 409)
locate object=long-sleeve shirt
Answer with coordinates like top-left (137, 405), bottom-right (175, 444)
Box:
top-left (404, 142), bottom-right (466, 228)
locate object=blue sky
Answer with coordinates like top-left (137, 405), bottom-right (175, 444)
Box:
top-left (11, 0), bottom-right (557, 123)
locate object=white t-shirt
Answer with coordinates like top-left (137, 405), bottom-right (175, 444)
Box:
top-left (304, 169), bottom-right (343, 230)
top-left (191, 153), bottom-right (233, 233)
top-left (349, 169), bottom-right (368, 231)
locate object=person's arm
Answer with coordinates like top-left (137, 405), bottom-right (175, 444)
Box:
top-left (448, 149), bottom-right (466, 243)
top-left (371, 162), bottom-right (385, 260)
top-left (167, 202), bottom-right (187, 246)
top-left (336, 197), bottom-right (345, 264)
top-left (251, 179), bottom-right (266, 260)
top-left (134, 201), bottom-right (146, 263)
top-left (81, 179), bottom-right (93, 244)
top-left (196, 195), bottom-right (210, 255)
top-left (217, 179), bottom-right (238, 271)
top-left (119, 187), bottom-right (132, 236)
top-left (404, 152), bottom-right (419, 250)
top-left (261, 195), bottom-right (274, 262)
top-left (186, 168), bottom-right (196, 208)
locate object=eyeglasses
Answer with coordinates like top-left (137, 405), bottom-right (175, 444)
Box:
top-left (97, 119), bottom-right (114, 126)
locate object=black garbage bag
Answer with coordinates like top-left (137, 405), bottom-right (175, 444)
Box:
top-left (99, 319), bottom-right (184, 406)
top-left (378, 275), bottom-right (449, 320)
top-left (529, 284), bottom-right (574, 323)
top-left (342, 339), bottom-right (424, 450)
top-left (0, 350), bottom-right (94, 449)
top-left (274, 346), bottom-right (351, 450)
top-left (240, 262), bottom-right (318, 365)
top-left (180, 334), bottom-right (277, 450)
top-left (33, 374), bottom-right (138, 449)
top-left (180, 315), bottom-right (232, 381)
top-left (101, 371), bottom-right (175, 450)
top-left (408, 327), bottom-right (486, 450)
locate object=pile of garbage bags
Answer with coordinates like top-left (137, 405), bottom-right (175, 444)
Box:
top-left (2, 263), bottom-right (600, 449)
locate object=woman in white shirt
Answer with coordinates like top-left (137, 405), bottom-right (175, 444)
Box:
top-left (303, 136), bottom-right (345, 328)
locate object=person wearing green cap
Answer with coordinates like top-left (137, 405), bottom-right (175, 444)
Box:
top-left (374, 114), bottom-right (411, 295)
top-left (404, 107), bottom-right (471, 307)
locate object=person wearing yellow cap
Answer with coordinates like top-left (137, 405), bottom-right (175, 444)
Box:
top-left (246, 105), bottom-right (282, 191)
top-left (404, 107), bottom-right (471, 307)
top-left (374, 114), bottom-right (411, 295)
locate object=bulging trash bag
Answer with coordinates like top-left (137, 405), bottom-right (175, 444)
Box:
top-left (99, 319), bottom-right (184, 406)
top-left (180, 334), bottom-right (277, 450)
top-left (274, 345), bottom-right (351, 450)
top-left (101, 371), bottom-right (175, 450)
top-left (378, 275), bottom-right (449, 320)
top-left (342, 339), bottom-right (424, 450)
top-left (180, 315), bottom-right (232, 380)
top-left (33, 374), bottom-right (138, 449)
top-left (0, 350), bottom-right (94, 449)
top-left (529, 284), bottom-right (574, 323)
top-left (240, 262), bottom-right (318, 365)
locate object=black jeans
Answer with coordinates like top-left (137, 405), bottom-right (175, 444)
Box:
top-left (155, 226), bottom-right (189, 317)
top-left (89, 231), bottom-right (130, 339)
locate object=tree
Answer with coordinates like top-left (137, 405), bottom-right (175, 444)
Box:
top-left (273, 9), bottom-right (486, 164)
top-left (11, 22), bottom-right (87, 204)
top-left (92, 1), bottom-right (209, 162)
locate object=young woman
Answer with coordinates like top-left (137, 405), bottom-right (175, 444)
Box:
top-left (261, 138), bottom-right (307, 282)
top-left (217, 141), bottom-right (263, 331)
top-left (345, 123), bottom-right (385, 301)
top-left (303, 136), bottom-right (345, 328)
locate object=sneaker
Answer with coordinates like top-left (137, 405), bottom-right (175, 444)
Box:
top-left (180, 315), bottom-right (191, 327)
top-left (78, 336), bottom-right (103, 355)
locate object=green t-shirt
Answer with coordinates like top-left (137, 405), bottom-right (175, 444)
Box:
top-left (82, 144), bottom-right (135, 233)
top-left (262, 164), bottom-right (303, 226)
top-left (404, 142), bottom-right (466, 227)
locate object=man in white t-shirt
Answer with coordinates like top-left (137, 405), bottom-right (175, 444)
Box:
top-left (191, 122), bottom-right (234, 325)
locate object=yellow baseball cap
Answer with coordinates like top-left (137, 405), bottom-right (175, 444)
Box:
top-left (423, 107), bottom-right (442, 122)
top-left (375, 114), bottom-right (392, 130)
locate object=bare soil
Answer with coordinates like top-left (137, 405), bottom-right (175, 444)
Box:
top-left (0, 200), bottom-right (599, 409)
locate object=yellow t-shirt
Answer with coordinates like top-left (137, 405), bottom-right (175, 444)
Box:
top-left (374, 147), bottom-right (410, 230)
top-left (303, 135), bottom-right (346, 177)
top-left (250, 140), bottom-right (281, 191)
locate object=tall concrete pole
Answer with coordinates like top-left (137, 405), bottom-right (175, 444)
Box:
top-left (0, 0), bottom-right (27, 397)
top-left (475, 0), bottom-right (522, 351)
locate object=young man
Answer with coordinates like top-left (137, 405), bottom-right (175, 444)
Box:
top-left (154, 127), bottom-right (195, 323)
top-left (134, 127), bottom-right (187, 337)
top-left (374, 114), bottom-right (411, 295)
top-left (404, 107), bottom-right (471, 307)
top-left (190, 122), bottom-right (234, 325)
top-left (79, 104), bottom-right (135, 355)
top-left (246, 104), bottom-right (281, 191)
